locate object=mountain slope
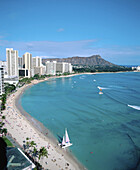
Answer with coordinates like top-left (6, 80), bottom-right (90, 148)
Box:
top-left (42, 55), bottom-right (115, 66)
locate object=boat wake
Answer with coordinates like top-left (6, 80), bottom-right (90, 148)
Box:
top-left (97, 86), bottom-right (109, 90)
top-left (128, 105), bottom-right (140, 111)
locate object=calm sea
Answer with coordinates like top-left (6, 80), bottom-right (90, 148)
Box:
top-left (21, 72), bottom-right (140, 170)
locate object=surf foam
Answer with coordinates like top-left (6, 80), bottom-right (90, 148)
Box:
top-left (97, 86), bottom-right (109, 90)
top-left (128, 105), bottom-right (140, 111)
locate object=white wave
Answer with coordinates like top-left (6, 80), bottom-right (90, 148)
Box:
top-left (128, 105), bottom-right (140, 110)
top-left (93, 79), bottom-right (96, 82)
top-left (109, 85), bottom-right (124, 89)
top-left (97, 86), bottom-right (109, 90)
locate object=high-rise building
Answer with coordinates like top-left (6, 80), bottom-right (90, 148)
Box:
top-left (0, 61), bottom-right (8, 76)
top-left (56, 62), bottom-right (65, 73)
top-left (0, 67), bottom-right (4, 95)
top-left (56, 62), bottom-right (73, 74)
top-left (68, 63), bottom-right (73, 73)
top-left (22, 52), bottom-right (33, 78)
top-left (6, 48), bottom-right (18, 77)
top-left (32, 56), bottom-right (45, 76)
top-left (34, 66), bottom-right (46, 76)
top-left (18, 57), bottom-right (23, 68)
top-left (45, 61), bottom-right (56, 75)
top-left (32, 57), bottom-right (42, 67)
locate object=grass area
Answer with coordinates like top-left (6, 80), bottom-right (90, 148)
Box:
top-left (3, 136), bottom-right (14, 147)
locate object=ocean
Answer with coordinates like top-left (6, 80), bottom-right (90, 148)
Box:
top-left (21, 72), bottom-right (140, 170)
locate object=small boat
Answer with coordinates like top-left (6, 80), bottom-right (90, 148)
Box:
top-left (58, 129), bottom-right (73, 149)
top-left (99, 88), bottom-right (103, 94)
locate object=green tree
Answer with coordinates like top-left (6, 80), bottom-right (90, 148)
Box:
top-left (2, 128), bottom-right (7, 136)
top-left (30, 140), bottom-right (36, 151)
top-left (25, 137), bottom-right (30, 153)
top-left (4, 84), bottom-right (16, 94)
top-left (33, 74), bottom-right (40, 80)
top-left (32, 147), bottom-right (38, 162)
top-left (38, 146), bottom-right (48, 161)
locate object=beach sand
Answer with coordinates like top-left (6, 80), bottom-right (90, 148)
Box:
top-left (3, 77), bottom-right (86, 170)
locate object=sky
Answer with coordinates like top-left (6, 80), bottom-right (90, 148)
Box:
top-left (0, 0), bottom-right (140, 65)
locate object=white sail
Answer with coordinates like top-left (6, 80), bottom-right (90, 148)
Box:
top-left (65, 129), bottom-right (70, 143)
top-left (62, 136), bottom-right (65, 145)
top-left (58, 128), bottom-right (73, 149)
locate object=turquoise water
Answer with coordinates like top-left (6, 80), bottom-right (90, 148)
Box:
top-left (21, 72), bottom-right (140, 170)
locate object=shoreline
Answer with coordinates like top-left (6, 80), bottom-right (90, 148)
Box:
top-left (3, 71), bottom-right (136, 169)
top-left (4, 75), bottom-right (86, 170)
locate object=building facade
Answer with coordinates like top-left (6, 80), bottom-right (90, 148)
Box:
top-left (32, 57), bottom-right (42, 67)
top-left (0, 61), bottom-right (8, 76)
top-left (68, 63), bottom-right (73, 73)
top-left (45, 61), bottom-right (56, 75)
top-left (6, 48), bottom-right (18, 77)
top-left (137, 66), bottom-right (140, 71)
top-left (0, 67), bottom-right (4, 95)
top-left (18, 57), bottom-right (23, 69)
top-left (56, 62), bottom-right (73, 74)
top-left (34, 66), bottom-right (46, 76)
top-left (22, 52), bottom-right (33, 78)
top-left (56, 62), bottom-right (65, 73)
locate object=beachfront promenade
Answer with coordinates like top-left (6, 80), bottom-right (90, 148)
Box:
top-left (3, 78), bottom-right (84, 170)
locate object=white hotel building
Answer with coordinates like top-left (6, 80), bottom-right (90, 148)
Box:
top-left (6, 48), bottom-right (18, 77)
top-left (45, 61), bottom-right (57, 75)
top-left (33, 57), bottom-right (46, 75)
top-left (22, 52), bottom-right (33, 78)
top-left (33, 56), bottom-right (42, 67)
top-left (45, 61), bottom-right (73, 75)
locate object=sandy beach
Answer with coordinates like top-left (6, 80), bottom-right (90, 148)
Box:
top-left (3, 77), bottom-right (86, 170)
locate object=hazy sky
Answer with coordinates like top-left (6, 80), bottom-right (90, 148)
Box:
top-left (0, 0), bottom-right (140, 65)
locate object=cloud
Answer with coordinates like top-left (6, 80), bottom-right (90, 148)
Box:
top-left (57, 28), bottom-right (64, 32)
top-left (0, 39), bottom-right (140, 64)
top-left (0, 39), bottom-right (97, 57)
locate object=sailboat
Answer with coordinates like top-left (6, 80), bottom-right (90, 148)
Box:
top-left (58, 129), bottom-right (73, 149)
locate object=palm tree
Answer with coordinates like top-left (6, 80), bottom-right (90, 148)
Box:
top-left (32, 147), bottom-right (38, 162)
top-left (2, 115), bottom-right (5, 120)
top-left (2, 128), bottom-right (7, 136)
top-left (30, 140), bottom-right (36, 153)
top-left (25, 137), bottom-right (30, 153)
top-left (38, 147), bottom-right (48, 164)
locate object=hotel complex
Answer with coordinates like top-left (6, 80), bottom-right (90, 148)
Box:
top-left (0, 48), bottom-right (73, 94)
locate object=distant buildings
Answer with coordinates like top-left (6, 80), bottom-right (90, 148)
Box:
top-left (45, 61), bottom-right (57, 75)
top-left (34, 66), bottom-right (46, 76)
top-left (0, 67), bottom-right (4, 95)
top-left (45, 61), bottom-right (73, 75)
top-left (132, 66), bottom-right (140, 71)
top-left (137, 66), bottom-right (140, 71)
top-left (33, 56), bottom-right (42, 67)
top-left (33, 57), bottom-right (46, 75)
top-left (0, 48), bottom-right (73, 86)
top-left (56, 62), bottom-right (72, 74)
top-left (6, 48), bottom-right (18, 77)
